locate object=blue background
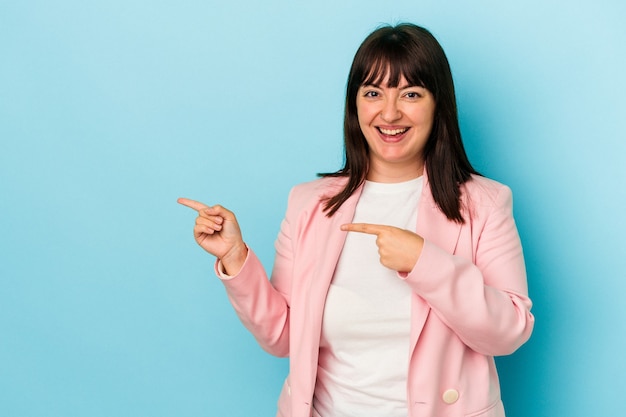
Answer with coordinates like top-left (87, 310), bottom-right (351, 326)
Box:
top-left (1, 1), bottom-right (625, 416)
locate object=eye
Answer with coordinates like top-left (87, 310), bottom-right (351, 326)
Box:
top-left (404, 91), bottom-right (423, 99)
top-left (363, 90), bottom-right (380, 98)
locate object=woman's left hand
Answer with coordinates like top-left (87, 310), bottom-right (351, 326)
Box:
top-left (341, 223), bottom-right (425, 273)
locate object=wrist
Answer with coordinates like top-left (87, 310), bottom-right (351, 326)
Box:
top-left (221, 242), bottom-right (248, 276)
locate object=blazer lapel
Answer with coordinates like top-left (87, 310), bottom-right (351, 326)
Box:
top-left (308, 184), bottom-right (363, 298)
top-left (410, 172), bottom-right (463, 351)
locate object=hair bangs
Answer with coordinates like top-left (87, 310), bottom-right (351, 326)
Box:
top-left (361, 38), bottom-right (428, 89)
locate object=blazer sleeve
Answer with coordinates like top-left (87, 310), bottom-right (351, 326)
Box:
top-left (216, 190), bottom-right (298, 358)
top-left (403, 185), bottom-right (534, 356)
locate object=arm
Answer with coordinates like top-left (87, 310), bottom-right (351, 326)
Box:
top-left (218, 243), bottom-right (291, 357)
top-left (405, 186), bottom-right (534, 356)
top-left (178, 197), bottom-right (293, 357)
top-left (218, 205), bottom-right (296, 357)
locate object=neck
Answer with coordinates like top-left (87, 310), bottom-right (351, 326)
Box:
top-left (366, 161), bottom-right (424, 183)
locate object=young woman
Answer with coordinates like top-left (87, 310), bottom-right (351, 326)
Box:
top-left (179, 23), bottom-right (534, 417)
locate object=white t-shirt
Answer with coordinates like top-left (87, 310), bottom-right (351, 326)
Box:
top-left (313, 176), bottom-right (423, 417)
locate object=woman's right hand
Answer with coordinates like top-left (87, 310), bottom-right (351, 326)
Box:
top-left (178, 198), bottom-right (247, 276)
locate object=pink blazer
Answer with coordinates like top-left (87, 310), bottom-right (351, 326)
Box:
top-left (218, 171), bottom-right (534, 417)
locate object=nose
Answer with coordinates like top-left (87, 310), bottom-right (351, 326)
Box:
top-left (380, 97), bottom-right (401, 122)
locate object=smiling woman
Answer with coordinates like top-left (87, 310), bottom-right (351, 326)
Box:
top-left (180, 23), bottom-right (534, 417)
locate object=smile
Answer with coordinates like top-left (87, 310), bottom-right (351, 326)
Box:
top-left (377, 127), bottom-right (409, 136)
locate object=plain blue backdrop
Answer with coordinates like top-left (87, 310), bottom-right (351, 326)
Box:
top-left (1, 1), bottom-right (625, 416)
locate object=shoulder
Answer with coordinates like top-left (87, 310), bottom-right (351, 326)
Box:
top-left (287, 176), bottom-right (348, 209)
top-left (278, 176), bottom-right (349, 234)
top-left (461, 175), bottom-right (514, 216)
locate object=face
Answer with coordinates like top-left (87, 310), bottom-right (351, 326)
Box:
top-left (356, 75), bottom-right (436, 182)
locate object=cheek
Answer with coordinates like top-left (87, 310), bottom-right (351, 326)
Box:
top-left (425, 103), bottom-right (436, 125)
top-left (356, 100), bottom-right (378, 125)
top-left (413, 106), bottom-right (436, 127)
top-left (356, 111), bottom-right (372, 135)
top-left (356, 105), bottom-right (366, 126)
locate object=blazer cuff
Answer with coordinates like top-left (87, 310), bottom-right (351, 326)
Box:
top-left (214, 245), bottom-right (251, 281)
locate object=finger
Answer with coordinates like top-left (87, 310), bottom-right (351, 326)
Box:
top-left (341, 223), bottom-right (386, 235)
top-left (177, 198), bottom-right (209, 212)
top-left (197, 211), bottom-right (224, 224)
top-left (194, 224), bottom-right (217, 236)
top-left (202, 204), bottom-right (237, 221)
top-left (196, 216), bottom-right (223, 231)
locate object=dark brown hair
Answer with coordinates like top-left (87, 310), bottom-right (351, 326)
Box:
top-left (320, 23), bottom-right (478, 222)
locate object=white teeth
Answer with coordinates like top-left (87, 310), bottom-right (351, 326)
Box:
top-left (379, 127), bottom-right (408, 135)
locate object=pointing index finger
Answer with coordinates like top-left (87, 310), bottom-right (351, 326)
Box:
top-left (177, 197), bottom-right (210, 212)
top-left (341, 223), bottom-right (386, 235)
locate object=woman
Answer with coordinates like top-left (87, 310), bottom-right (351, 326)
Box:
top-left (179, 23), bottom-right (534, 417)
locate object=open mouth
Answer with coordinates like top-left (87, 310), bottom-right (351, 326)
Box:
top-left (377, 127), bottom-right (409, 136)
